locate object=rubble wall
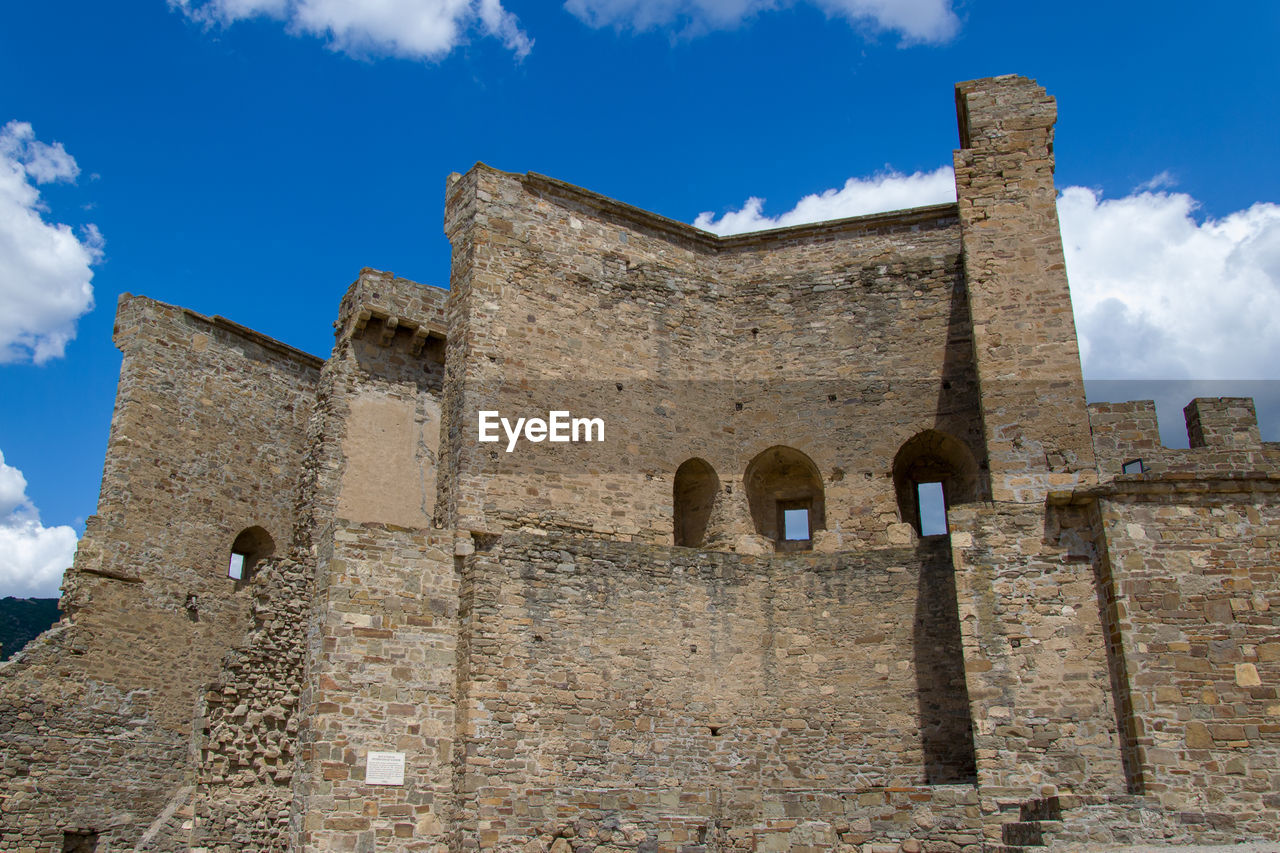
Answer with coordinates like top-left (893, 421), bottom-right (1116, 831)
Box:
top-left (189, 555), bottom-right (312, 852)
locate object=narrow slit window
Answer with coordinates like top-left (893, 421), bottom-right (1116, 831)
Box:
top-left (917, 481), bottom-right (948, 536)
top-left (782, 508), bottom-right (810, 541)
top-left (228, 552), bottom-right (246, 581)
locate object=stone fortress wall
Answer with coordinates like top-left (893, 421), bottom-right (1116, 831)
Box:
top-left (0, 298), bottom-right (321, 850)
top-left (1, 75), bottom-right (1277, 853)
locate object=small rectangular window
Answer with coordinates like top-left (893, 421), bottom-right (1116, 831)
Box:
top-left (917, 481), bottom-right (948, 536)
top-left (228, 552), bottom-right (246, 581)
top-left (1122, 458), bottom-right (1145, 475)
top-left (782, 508), bottom-right (810, 541)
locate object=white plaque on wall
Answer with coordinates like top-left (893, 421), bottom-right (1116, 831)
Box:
top-left (366, 750), bottom-right (406, 786)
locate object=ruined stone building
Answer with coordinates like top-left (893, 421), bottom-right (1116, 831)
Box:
top-left (1, 75), bottom-right (1277, 852)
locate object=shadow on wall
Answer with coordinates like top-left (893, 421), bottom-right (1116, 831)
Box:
top-left (674, 458), bottom-right (719, 548)
top-left (913, 536), bottom-right (977, 784)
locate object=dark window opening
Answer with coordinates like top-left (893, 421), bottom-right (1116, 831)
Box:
top-left (63, 832), bottom-right (99, 853)
top-left (917, 481), bottom-right (948, 536)
top-left (674, 458), bottom-right (720, 548)
top-left (227, 526), bottom-right (275, 584)
top-left (1122, 458), bottom-right (1145, 474)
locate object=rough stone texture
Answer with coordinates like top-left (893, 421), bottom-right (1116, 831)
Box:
top-left (948, 502), bottom-right (1128, 798)
top-left (953, 76), bottom-right (1096, 502)
top-left (1087, 399), bottom-right (1279, 482)
top-left (1093, 479), bottom-right (1280, 841)
top-left (0, 297), bottom-right (319, 851)
top-left (439, 165), bottom-right (982, 549)
top-left (2, 75), bottom-right (1277, 853)
top-left (450, 534), bottom-right (975, 850)
top-left (189, 555), bottom-right (312, 851)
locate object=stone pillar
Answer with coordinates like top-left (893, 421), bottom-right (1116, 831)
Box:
top-left (953, 75), bottom-right (1097, 502)
top-left (293, 274), bottom-right (459, 853)
top-left (1184, 396), bottom-right (1262, 449)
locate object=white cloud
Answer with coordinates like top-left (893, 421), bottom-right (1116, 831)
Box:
top-left (1135, 170), bottom-right (1176, 192)
top-left (695, 168), bottom-right (1280, 381)
top-left (0, 122), bottom-right (101, 365)
top-left (1059, 186), bottom-right (1280, 379)
top-left (693, 166), bottom-right (955, 234)
top-left (172, 0), bottom-right (532, 60)
top-left (0, 450), bottom-right (77, 599)
top-left (563, 0), bottom-right (959, 43)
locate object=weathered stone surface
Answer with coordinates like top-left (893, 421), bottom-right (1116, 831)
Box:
top-left (3, 75), bottom-right (1278, 853)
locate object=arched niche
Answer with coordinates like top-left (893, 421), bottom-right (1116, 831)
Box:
top-left (228, 526), bottom-right (275, 583)
top-left (744, 446), bottom-right (825, 551)
top-left (893, 430), bottom-right (980, 535)
top-left (673, 458), bottom-right (720, 548)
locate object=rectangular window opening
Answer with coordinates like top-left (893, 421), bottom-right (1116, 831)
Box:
top-left (782, 507), bottom-right (810, 541)
top-left (1122, 458), bottom-right (1146, 474)
top-left (228, 552), bottom-right (246, 581)
top-left (917, 481), bottom-right (948, 536)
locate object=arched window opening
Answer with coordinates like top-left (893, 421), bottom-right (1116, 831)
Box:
top-left (674, 458), bottom-right (719, 548)
top-left (893, 430), bottom-right (979, 536)
top-left (228, 526), bottom-right (274, 583)
top-left (744, 446), bottom-right (825, 552)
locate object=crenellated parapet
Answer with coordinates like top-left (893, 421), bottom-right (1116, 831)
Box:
top-left (1088, 395), bottom-right (1275, 481)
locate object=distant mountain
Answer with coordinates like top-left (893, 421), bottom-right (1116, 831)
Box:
top-left (0, 597), bottom-right (60, 661)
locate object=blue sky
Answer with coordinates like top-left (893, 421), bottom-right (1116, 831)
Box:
top-left (1, 1), bottom-right (1278, 596)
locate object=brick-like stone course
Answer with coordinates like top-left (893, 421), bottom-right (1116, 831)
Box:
top-left (448, 533), bottom-right (975, 850)
top-left (295, 524), bottom-right (457, 853)
top-left (1095, 481), bottom-right (1280, 841)
top-left (947, 502), bottom-right (1128, 845)
top-left (1088, 398), bottom-right (1279, 483)
top-left (441, 165), bottom-right (984, 549)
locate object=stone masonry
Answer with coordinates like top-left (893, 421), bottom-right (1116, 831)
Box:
top-left (1, 76), bottom-right (1277, 853)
